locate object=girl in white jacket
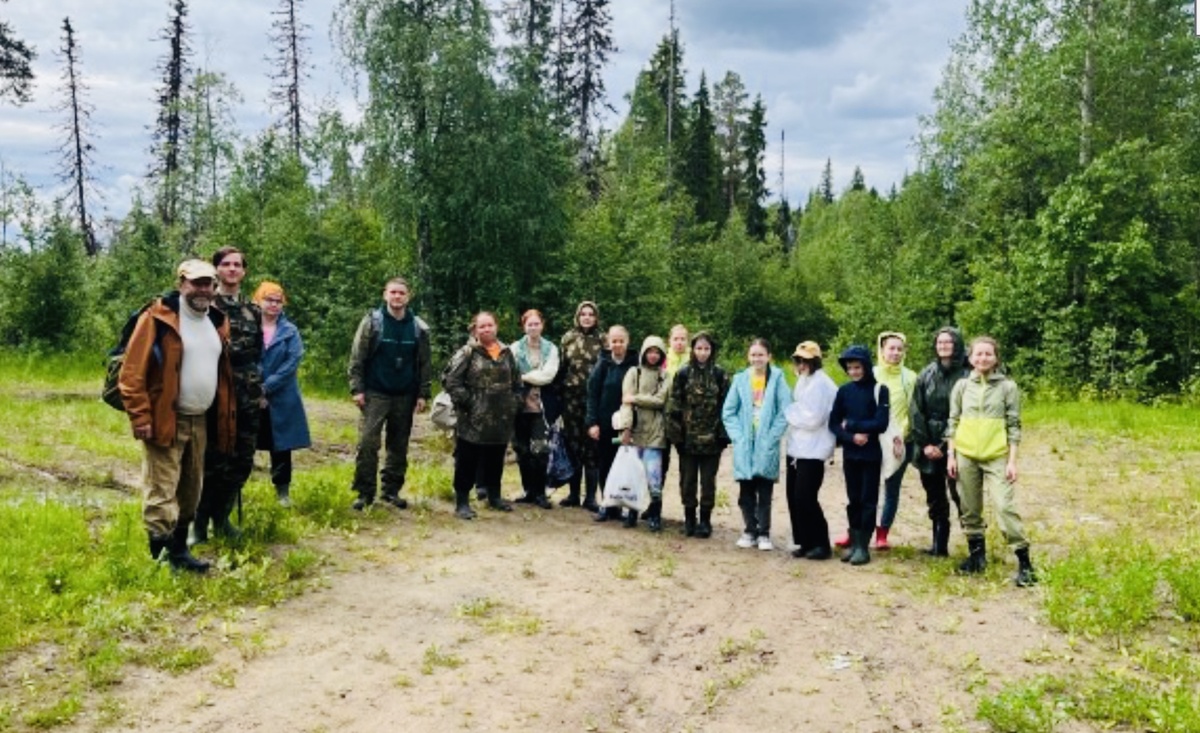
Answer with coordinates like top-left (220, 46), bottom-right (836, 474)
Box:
top-left (784, 341), bottom-right (839, 559)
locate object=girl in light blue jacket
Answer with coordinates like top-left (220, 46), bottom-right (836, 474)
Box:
top-left (721, 338), bottom-right (792, 551)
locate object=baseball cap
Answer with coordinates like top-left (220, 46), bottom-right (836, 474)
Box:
top-left (177, 259), bottom-right (217, 281)
top-left (792, 341), bottom-right (822, 359)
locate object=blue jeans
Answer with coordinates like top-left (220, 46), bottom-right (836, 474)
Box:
top-left (878, 440), bottom-right (914, 529)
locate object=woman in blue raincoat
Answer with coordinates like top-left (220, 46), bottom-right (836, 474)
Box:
top-left (254, 281), bottom-right (311, 506)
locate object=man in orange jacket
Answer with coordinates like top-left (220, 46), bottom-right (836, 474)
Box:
top-left (119, 259), bottom-right (236, 572)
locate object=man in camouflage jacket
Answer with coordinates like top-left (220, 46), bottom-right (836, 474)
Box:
top-left (192, 246), bottom-right (263, 545)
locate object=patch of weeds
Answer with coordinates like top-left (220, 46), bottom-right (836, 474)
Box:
top-left (406, 463), bottom-right (455, 504)
top-left (456, 597), bottom-right (501, 618)
top-left (420, 644), bottom-right (463, 675)
top-left (150, 643), bottom-right (213, 675)
top-left (96, 695), bottom-right (126, 727)
top-left (704, 629), bottom-right (772, 713)
top-left (1162, 552), bottom-right (1200, 621)
top-left (714, 489), bottom-right (731, 509)
top-left (22, 694), bottom-right (83, 729)
top-left (611, 553), bottom-right (639, 580)
top-left (520, 563), bottom-right (535, 579)
top-left (658, 554), bottom-right (677, 578)
top-left (282, 547), bottom-right (322, 580)
top-left (366, 647), bottom-right (392, 664)
top-left (210, 664), bottom-right (238, 688)
top-left (79, 637), bottom-right (126, 688)
top-left (394, 673), bottom-right (413, 688)
top-left (976, 675), bottom-right (1074, 733)
top-left (456, 597), bottom-right (543, 636)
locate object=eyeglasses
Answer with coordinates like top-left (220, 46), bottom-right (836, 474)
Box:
top-left (263, 297), bottom-right (284, 305)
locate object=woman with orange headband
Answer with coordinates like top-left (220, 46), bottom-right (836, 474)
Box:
top-left (253, 281), bottom-right (311, 506)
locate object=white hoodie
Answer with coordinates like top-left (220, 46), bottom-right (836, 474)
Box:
top-left (784, 369), bottom-right (838, 460)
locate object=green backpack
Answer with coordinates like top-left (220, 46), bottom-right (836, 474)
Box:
top-left (102, 302), bottom-right (162, 411)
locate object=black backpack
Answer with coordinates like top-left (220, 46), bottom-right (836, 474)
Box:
top-left (102, 301), bottom-right (163, 411)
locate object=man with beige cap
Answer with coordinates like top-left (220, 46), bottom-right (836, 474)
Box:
top-left (119, 259), bottom-right (236, 572)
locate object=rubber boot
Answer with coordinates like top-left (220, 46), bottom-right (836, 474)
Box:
top-left (646, 500), bottom-right (663, 533)
top-left (487, 485), bottom-right (512, 512)
top-left (560, 472), bottom-right (582, 507)
top-left (834, 529), bottom-right (851, 549)
top-left (849, 529), bottom-right (871, 566)
top-left (683, 507), bottom-right (697, 537)
top-left (212, 490), bottom-right (243, 541)
top-left (454, 487), bottom-right (476, 519)
top-left (1014, 547), bottom-right (1037, 587)
top-left (275, 484), bottom-right (292, 508)
top-left (623, 510), bottom-right (639, 528)
top-left (957, 535), bottom-right (987, 575)
top-left (168, 523), bottom-right (210, 573)
top-left (696, 507), bottom-right (713, 539)
top-left (933, 519), bottom-right (951, 557)
top-left (874, 526), bottom-right (891, 550)
top-left (581, 468), bottom-right (600, 513)
top-left (148, 534), bottom-right (170, 562)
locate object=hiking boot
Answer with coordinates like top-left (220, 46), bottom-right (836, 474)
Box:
top-left (351, 496), bottom-right (372, 512)
top-left (957, 536), bottom-right (987, 575)
top-left (1014, 547), bottom-right (1037, 587)
top-left (874, 526), bottom-right (891, 550)
top-left (695, 508), bottom-right (713, 539)
top-left (683, 508), bottom-right (697, 537)
top-left (645, 500), bottom-right (662, 533)
top-left (380, 493), bottom-right (408, 509)
top-left (805, 546), bottom-right (833, 560)
top-left (736, 532), bottom-right (755, 549)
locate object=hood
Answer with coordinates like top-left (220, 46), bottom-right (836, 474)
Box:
top-left (573, 300), bottom-right (600, 331)
top-left (876, 330), bottom-right (908, 367)
top-left (838, 344), bottom-right (875, 383)
top-left (639, 335), bottom-right (667, 367)
top-left (689, 330), bottom-right (719, 366)
top-left (932, 326), bottom-right (967, 372)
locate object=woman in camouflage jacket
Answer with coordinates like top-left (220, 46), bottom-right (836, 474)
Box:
top-left (557, 301), bottom-right (607, 510)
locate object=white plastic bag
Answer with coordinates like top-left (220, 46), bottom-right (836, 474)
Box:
top-left (875, 384), bottom-right (903, 479)
top-left (602, 445), bottom-right (650, 512)
top-left (430, 391), bottom-right (457, 432)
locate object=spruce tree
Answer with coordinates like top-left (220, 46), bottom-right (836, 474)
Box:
top-left (849, 165), bottom-right (866, 192)
top-left (0, 0), bottom-right (34, 105)
top-left (149, 0), bottom-right (191, 229)
top-left (741, 95), bottom-right (768, 240)
top-left (269, 0), bottom-right (310, 159)
top-left (818, 158), bottom-right (834, 204)
top-left (682, 72), bottom-right (721, 225)
top-left (558, 0), bottom-right (615, 189)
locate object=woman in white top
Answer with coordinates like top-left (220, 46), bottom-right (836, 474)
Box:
top-left (784, 341), bottom-right (839, 559)
top-left (510, 309), bottom-right (560, 509)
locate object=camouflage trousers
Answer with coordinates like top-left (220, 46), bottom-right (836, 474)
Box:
top-left (199, 394), bottom-right (261, 524)
top-left (560, 384), bottom-right (597, 471)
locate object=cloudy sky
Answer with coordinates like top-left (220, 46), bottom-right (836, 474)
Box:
top-left (0, 0), bottom-right (967, 219)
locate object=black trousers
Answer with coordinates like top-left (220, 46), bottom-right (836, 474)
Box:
top-left (786, 457), bottom-right (829, 550)
top-left (843, 458), bottom-right (882, 532)
top-left (919, 457), bottom-right (956, 523)
top-left (679, 453), bottom-right (720, 510)
top-left (513, 413), bottom-right (549, 498)
top-left (453, 439), bottom-right (506, 505)
top-left (738, 477), bottom-right (774, 536)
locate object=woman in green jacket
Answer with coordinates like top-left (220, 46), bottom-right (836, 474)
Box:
top-left (946, 336), bottom-right (1036, 587)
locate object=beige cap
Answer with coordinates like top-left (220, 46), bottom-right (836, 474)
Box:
top-left (792, 341), bottom-right (822, 359)
top-left (177, 259), bottom-right (217, 281)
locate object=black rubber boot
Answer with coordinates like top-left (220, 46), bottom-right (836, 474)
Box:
top-left (696, 507), bottom-right (713, 538)
top-left (559, 473), bottom-right (581, 507)
top-left (487, 486), bottom-right (512, 512)
top-left (168, 523), bottom-right (210, 573)
top-left (683, 508), bottom-right (697, 537)
top-left (582, 469), bottom-right (600, 512)
top-left (148, 534), bottom-right (170, 562)
top-left (1014, 547), bottom-right (1037, 587)
top-left (646, 500), bottom-right (663, 532)
top-left (623, 510), bottom-right (639, 528)
top-left (454, 487), bottom-right (476, 519)
top-left (923, 519), bottom-right (951, 557)
top-left (212, 491), bottom-right (242, 541)
top-left (275, 484), bottom-right (292, 508)
top-left (849, 529), bottom-right (871, 566)
top-left (957, 535), bottom-right (987, 575)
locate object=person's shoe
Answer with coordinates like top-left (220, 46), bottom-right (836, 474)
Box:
top-left (148, 534), bottom-right (170, 562)
top-left (645, 499), bottom-right (662, 532)
top-left (696, 508), bottom-right (713, 539)
top-left (736, 532), bottom-right (756, 549)
top-left (380, 493), bottom-right (408, 509)
top-left (805, 546), bottom-right (833, 560)
top-left (275, 484), bottom-right (292, 508)
top-left (934, 519), bottom-right (951, 557)
top-left (790, 546), bottom-right (809, 558)
top-left (532, 495), bottom-right (553, 510)
top-left (757, 535), bottom-right (774, 551)
top-left (834, 530), bottom-right (851, 548)
top-left (558, 493), bottom-right (581, 508)
top-left (455, 504), bottom-right (477, 520)
top-left (351, 496), bottom-right (372, 512)
top-left (514, 493), bottom-right (536, 504)
top-left (622, 510), bottom-right (639, 528)
top-left (582, 499), bottom-right (600, 513)
top-left (849, 529), bottom-right (871, 566)
top-left (488, 499), bottom-right (513, 512)
top-left (957, 536), bottom-right (987, 575)
top-left (874, 526), bottom-right (891, 550)
top-left (168, 525), bottom-right (210, 574)
top-left (1014, 547), bottom-right (1038, 587)
top-left (683, 508), bottom-right (697, 537)
top-left (475, 487), bottom-right (487, 502)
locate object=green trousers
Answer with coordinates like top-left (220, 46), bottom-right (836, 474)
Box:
top-left (956, 452), bottom-right (1028, 550)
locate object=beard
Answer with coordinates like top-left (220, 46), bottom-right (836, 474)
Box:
top-left (184, 293), bottom-right (211, 313)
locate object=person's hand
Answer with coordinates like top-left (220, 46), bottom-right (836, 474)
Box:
top-left (1005, 460), bottom-right (1018, 483)
top-left (852, 433), bottom-right (869, 446)
top-left (258, 397), bottom-right (268, 409)
top-left (353, 393), bottom-right (366, 409)
top-left (133, 424), bottom-right (152, 441)
top-left (588, 425), bottom-right (600, 441)
top-left (947, 456), bottom-right (958, 480)
top-left (415, 398), bottom-right (427, 413)
top-left (924, 445), bottom-right (943, 460)
top-left (622, 394), bottom-right (635, 404)
top-left (621, 429), bottom-right (632, 446)
top-left (893, 437), bottom-right (904, 459)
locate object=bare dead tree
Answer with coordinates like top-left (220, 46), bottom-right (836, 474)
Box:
top-left (149, 0), bottom-right (191, 228)
top-left (268, 0), bottom-right (310, 159)
top-left (53, 17), bottom-right (99, 255)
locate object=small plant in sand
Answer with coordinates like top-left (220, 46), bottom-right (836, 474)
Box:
top-left (420, 644), bottom-right (464, 675)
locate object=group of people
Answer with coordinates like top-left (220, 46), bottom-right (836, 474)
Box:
top-left (119, 266), bottom-right (1035, 588)
top-left (117, 249), bottom-right (310, 573)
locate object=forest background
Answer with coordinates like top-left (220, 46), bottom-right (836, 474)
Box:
top-left (1, 0), bottom-right (1198, 400)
